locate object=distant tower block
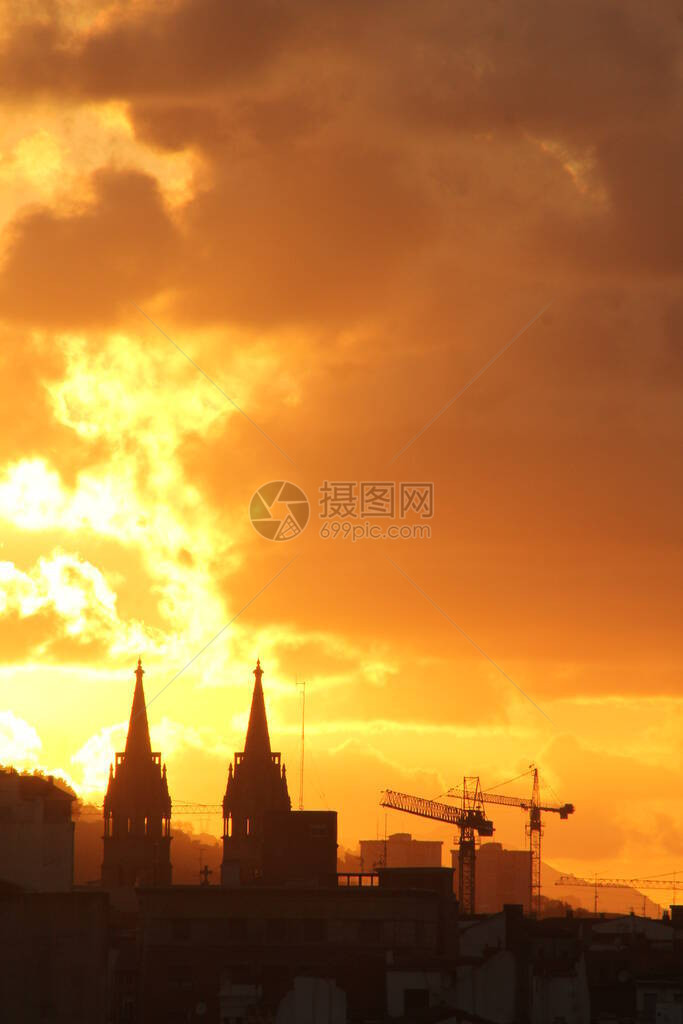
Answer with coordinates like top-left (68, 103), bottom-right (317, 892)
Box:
top-left (102, 660), bottom-right (172, 888)
top-left (222, 659), bottom-right (291, 884)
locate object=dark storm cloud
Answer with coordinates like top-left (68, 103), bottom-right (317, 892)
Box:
top-left (0, 0), bottom-right (297, 98)
top-left (0, 168), bottom-right (180, 325)
top-left (0, 0), bottom-right (680, 326)
top-left (0, 0), bottom-right (680, 692)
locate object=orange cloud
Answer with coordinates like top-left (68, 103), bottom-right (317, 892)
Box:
top-left (0, 0), bottom-right (679, 880)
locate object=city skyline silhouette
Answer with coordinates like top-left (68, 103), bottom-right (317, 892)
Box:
top-left (0, 0), bottom-right (680, 1019)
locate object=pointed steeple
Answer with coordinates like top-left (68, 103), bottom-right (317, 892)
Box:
top-left (244, 658), bottom-right (272, 757)
top-left (124, 658), bottom-right (152, 761)
top-left (221, 658), bottom-right (291, 885)
top-left (102, 659), bottom-right (172, 889)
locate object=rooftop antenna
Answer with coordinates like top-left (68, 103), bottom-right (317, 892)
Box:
top-left (298, 678), bottom-right (306, 812)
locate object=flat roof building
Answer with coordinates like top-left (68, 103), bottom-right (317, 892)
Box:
top-left (360, 832), bottom-right (443, 871)
top-left (452, 841), bottom-right (531, 914)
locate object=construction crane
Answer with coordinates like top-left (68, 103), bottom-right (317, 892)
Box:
top-left (449, 766), bottom-right (574, 917)
top-left (380, 779), bottom-right (494, 916)
top-left (555, 874), bottom-right (681, 916)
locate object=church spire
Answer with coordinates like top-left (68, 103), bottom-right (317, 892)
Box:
top-left (124, 658), bottom-right (152, 761)
top-left (244, 658), bottom-right (272, 757)
top-left (102, 659), bottom-right (172, 888)
top-left (221, 658), bottom-right (290, 885)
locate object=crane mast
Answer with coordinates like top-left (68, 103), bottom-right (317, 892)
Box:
top-left (528, 767), bottom-right (542, 919)
top-left (298, 679), bottom-right (306, 812)
top-left (448, 766), bottom-right (574, 917)
top-left (380, 782), bottom-right (493, 915)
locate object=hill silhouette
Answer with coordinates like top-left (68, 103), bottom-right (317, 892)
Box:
top-left (542, 860), bottom-right (664, 917)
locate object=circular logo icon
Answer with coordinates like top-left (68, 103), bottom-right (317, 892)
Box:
top-left (249, 481), bottom-right (310, 541)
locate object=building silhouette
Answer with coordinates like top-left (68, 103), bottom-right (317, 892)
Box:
top-left (136, 866), bottom-right (456, 1022)
top-left (7, 655), bottom-right (683, 1023)
top-left (0, 768), bottom-right (74, 890)
top-left (221, 658), bottom-right (291, 884)
top-left (0, 890), bottom-right (108, 1020)
top-left (360, 831), bottom-right (442, 871)
top-left (452, 841), bottom-right (531, 914)
top-left (101, 659), bottom-right (172, 887)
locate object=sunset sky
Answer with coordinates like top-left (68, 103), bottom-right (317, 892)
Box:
top-left (0, 0), bottom-right (681, 883)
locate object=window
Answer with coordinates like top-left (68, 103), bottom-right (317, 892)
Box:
top-left (171, 918), bottom-right (190, 942)
top-left (227, 918), bottom-right (247, 943)
top-left (360, 919), bottom-right (382, 944)
top-left (404, 988), bottom-right (429, 1011)
top-left (394, 920), bottom-right (416, 947)
top-left (266, 918), bottom-right (287, 944)
top-left (642, 992), bottom-right (657, 1024)
top-left (207, 918), bottom-right (230, 944)
top-left (302, 919), bottom-right (326, 943)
